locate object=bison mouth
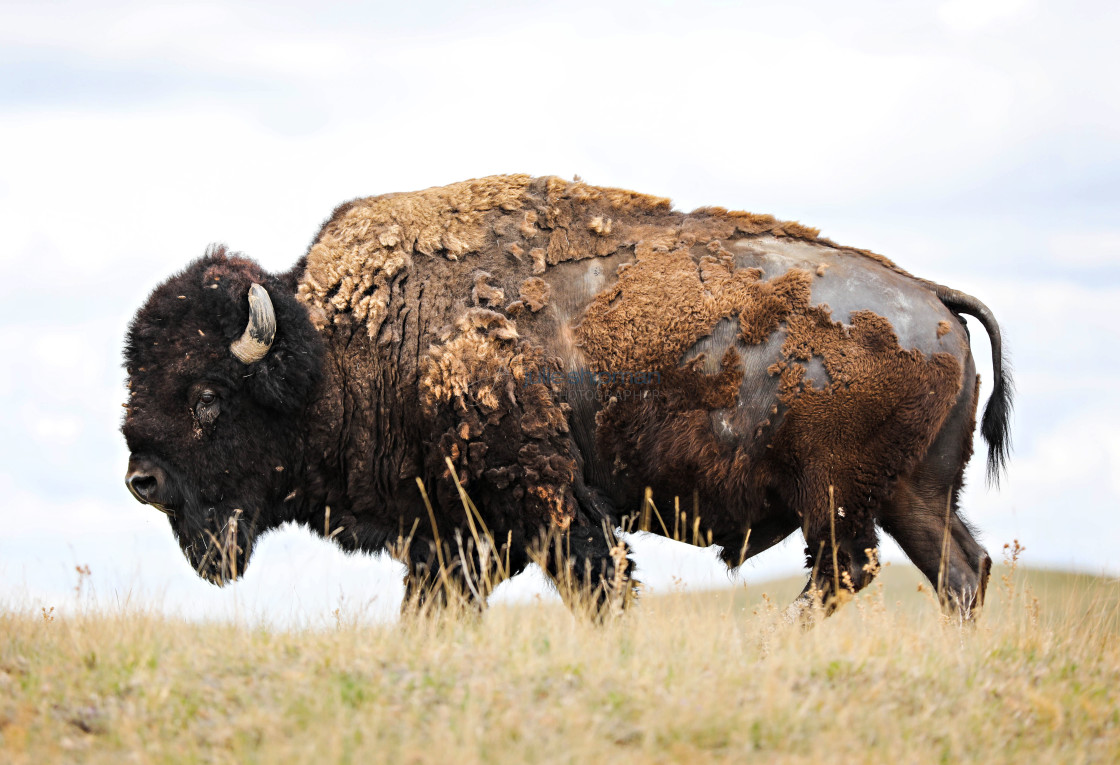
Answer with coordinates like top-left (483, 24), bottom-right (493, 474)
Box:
top-left (126, 455), bottom-right (261, 585)
top-left (172, 504), bottom-right (260, 587)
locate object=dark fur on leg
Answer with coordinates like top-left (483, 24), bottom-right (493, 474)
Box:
top-left (538, 525), bottom-right (638, 621)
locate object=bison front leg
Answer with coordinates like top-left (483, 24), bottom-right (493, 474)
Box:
top-left (537, 523), bottom-right (637, 620)
top-left (399, 532), bottom-right (524, 617)
top-left (399, 543), bottom-right (480, 617)
top-left (401, 565), bottom-right (477, 616)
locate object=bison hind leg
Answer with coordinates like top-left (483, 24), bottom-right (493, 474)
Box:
top-left (877, 370), bottom-right (993, 621)
top-left (878, 480), bottom-right (992, 621)
top-left (783, 523), bottom-right (883, 627)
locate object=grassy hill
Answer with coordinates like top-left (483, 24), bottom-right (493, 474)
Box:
top-left (2, 563), bottom-right (1117, 763)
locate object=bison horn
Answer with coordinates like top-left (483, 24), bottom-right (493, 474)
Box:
top-left (229, 283), bottom-right (276, 364)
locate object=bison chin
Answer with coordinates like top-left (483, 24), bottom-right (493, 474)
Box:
top-left (171, 505), bottom-right (260, 587)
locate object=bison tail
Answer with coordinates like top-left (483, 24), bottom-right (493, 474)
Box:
top-left (931, 284), bottom-right (1014, 486)
top-left (979, 363), bottom-right (1014, 486)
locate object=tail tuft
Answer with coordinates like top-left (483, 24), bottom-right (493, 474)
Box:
top-left (980, 358), bottom-right (1013, 486)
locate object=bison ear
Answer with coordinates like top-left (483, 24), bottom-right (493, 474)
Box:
top-left (200, 254), bottom-right (323, 413)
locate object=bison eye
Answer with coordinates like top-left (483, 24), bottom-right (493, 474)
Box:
top-left (194, 388), bottom-right (221, 429)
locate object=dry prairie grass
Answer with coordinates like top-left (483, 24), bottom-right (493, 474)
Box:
top-left (1, 560), bottom-right (1117, 764)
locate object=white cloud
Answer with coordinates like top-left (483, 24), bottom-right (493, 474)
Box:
top-left (1049, 231), bottom-right (1120, 267)
top-left (0, 2), bottom-right (358, 81)
top-left (28, 415), bottom-right (82, 447)
top-left (1011, 409), bottom-right (1120, 501)
top-left (939, 0), bottom-right (1037, 34)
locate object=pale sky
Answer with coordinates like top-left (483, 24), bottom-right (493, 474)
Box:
top-left (2, 0), bottom-right (1117, 625)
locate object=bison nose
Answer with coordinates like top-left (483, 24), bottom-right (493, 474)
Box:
top-left (127, 471), bottom-right (158, 502)
top-left (125, 459), bottom-right (172, 513)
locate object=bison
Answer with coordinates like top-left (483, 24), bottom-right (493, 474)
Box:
top-left (122, 175), bottom-right (1011, 619)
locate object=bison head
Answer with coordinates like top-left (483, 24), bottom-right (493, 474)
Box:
top-left (122, 247), bottom-right (323, 585)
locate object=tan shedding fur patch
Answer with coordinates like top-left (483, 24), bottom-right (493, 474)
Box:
top-left (530, 248), bottom-right (547, 274)
top-left (471, 272), bottom-right (505, 307)
top-left (937, 320), bottom-right (952, 338)
top-left (421, 312), bottom-right (528, 414)
top-left (299, 175), bottom-right (533, 338)
top-left (297, 174), bottom-right (880, 339)
top-left (419, 309), bottom-right (579, 531)
top-left (519, 277), bottom-right (551, 313)
top-left (589, 216), bottom-right (612, 235)
top-left (576, 242), bottom-right (813, 375)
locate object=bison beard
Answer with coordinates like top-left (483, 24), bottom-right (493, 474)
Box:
top-left (121, 175), bottom-right (1012, 621)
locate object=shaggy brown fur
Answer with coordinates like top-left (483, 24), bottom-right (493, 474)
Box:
top-left (419, 306), bottom-right (578, 531)
top-left (297, 175), bottom-right (860, 338)
top-left (123, 175), bottom-right (1011, 620)
top-left (517, 277), bottom-right (551, 313)
top-left (576, 242), bottom-right (816, 370)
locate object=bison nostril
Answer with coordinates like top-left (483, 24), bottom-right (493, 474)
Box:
top-left (128, 473), bottom-right (158, 502)
top-left (126, 459), bottom-right (177, 514)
